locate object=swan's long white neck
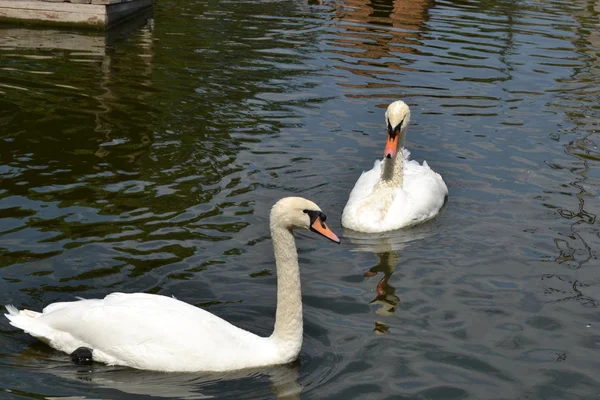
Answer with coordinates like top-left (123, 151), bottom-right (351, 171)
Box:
top-left (380, 150), bottom-right (404, 188)
top-left (379, 102), bottom-right (409, 190)
top-left (372, 125), bottom-right (406, 216)
top-left (269, 222), bottom-right (303, 359)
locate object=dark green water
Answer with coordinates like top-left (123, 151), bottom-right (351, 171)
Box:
top-left (1, 0), bottom-right (600, 398)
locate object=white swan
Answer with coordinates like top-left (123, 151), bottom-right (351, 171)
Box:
top-left (4, 197), bottom-right (340, 373)
top-left (341, 100), bottom-right (448, 233)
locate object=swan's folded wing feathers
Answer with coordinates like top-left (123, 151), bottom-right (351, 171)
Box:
top-left (5, 304), bottom-right (19, 316)
top-left (42, 298), bottom-right (96, 315)
top-left (346, 160), bottom-right (381, 202)
top-left (39, 293), bottom-right (252, 359)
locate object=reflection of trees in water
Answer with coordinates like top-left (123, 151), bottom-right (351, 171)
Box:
top-left (0, 13), bottom-right (157, 202)
top-left (542, 273), bottom-right (599, 308)
top-left (0, 1), bottom-right (333, 295)
top-left (94, 12), bottom-right (155, 164)
top-left (0, 15), bottom-right (161, 274)
top-left (1, 0), bottom-right (328, 212)
top-left (1, 0), bottom-right (330, 209)
top-left (540, 0), bottom-right (600, 306)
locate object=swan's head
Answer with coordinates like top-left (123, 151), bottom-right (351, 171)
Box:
top-left (384, 100), bottom-right (411, 158)
top-left (270, 197), bottom-right (340, 243)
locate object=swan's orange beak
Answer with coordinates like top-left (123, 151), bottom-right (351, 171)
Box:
top-left (384, 134), bottom-right (398, 158)
top-left (311, 218), bottom-right (340, 244)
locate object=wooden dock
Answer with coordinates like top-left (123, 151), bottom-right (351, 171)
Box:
top-left (0, 0), bottom-right (152, 29)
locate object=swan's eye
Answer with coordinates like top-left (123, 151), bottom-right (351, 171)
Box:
top-left (394, 119), bottom-right (404, 133)
top-left (304, 209), bottom-right (325, 226)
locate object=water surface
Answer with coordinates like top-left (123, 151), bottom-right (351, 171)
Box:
top-left (1, 0), bottom-right (600, 398)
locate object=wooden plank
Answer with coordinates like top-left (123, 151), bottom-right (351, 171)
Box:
top-left (0, 1), bottom-right (105, 26)
top-left (0, 10), bottom-right (105, 26)
top-left (0, 0), bottom-right (151, 27)
top-left (0, 1), bottom-right (104, 13)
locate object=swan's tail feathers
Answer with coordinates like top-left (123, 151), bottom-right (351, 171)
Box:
top-left (4, 305), bottom-right (51, 340)
top-left (5, 304), bottom-right (19, 317)
top-left (4, 304), bottom-right (39, 319)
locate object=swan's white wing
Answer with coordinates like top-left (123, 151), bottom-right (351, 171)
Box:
top-left (387, 159), bottom-right (448, 227)
top-left (10, 293), bottom-right (273, 372)
top-left (341, 160), bottom-right (384, 231)
top-left (403, 158), bottom-right (448, 202)
top-left (344, 159), bottom-right (382, 205)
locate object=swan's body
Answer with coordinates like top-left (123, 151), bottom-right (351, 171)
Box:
top-left (5, 294), bottom-right (280, 372)
top-left (342, 101), bottom-right (447, 233)
top-left (5, 197), bottom-right (340, 373)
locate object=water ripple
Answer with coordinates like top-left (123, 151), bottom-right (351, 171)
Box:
top-left (2, 0), bottom-right (600, 398)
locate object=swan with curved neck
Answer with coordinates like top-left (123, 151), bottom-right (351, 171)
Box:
top-left (341, 100), bottom-right (448, 233)
top-left (5, 197), bottom-right (340, 372)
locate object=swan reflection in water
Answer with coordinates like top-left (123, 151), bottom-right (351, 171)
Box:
top-left (364, 251), bottom-right (401, 318)
top-left (15, 344), bottom-right (301, 400)
top-left (343, 222), bottom-right (436, 333)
